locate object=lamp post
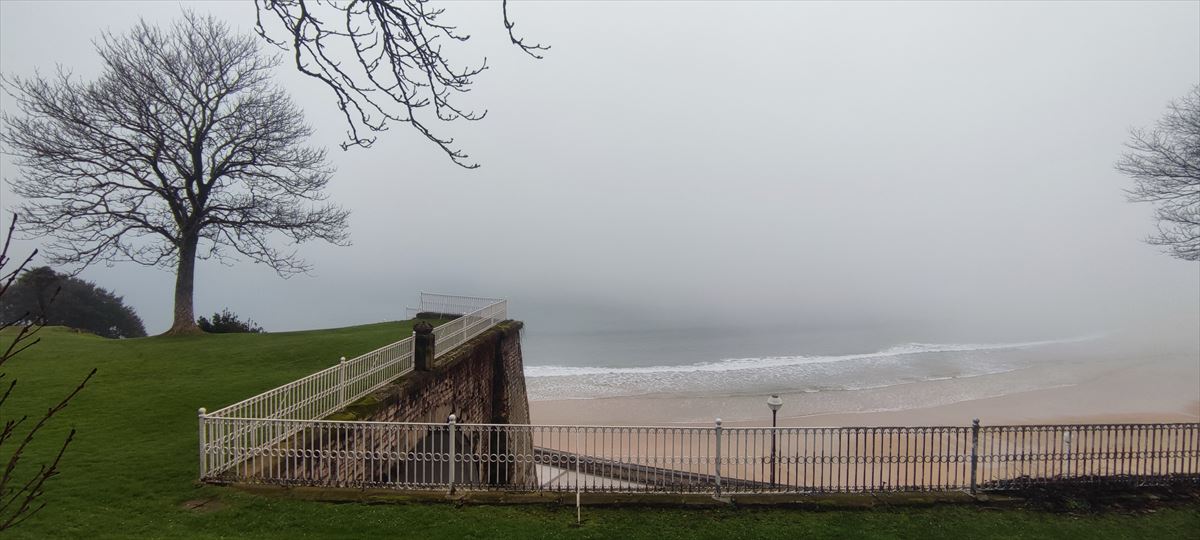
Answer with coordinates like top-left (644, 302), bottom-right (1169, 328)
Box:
top-left (767, 394), bottom-right (783, 486)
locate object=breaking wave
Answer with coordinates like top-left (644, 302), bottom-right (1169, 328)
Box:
top-left (525, 336), bottom-right (1096, 378)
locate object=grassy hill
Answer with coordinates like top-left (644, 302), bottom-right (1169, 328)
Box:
top-left (1, 324), bottom-right (1197, 538)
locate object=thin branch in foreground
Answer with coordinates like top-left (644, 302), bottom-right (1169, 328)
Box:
top-left (0, 213), bottom-right (96, 531)
top-left (255, 0), bottom-right (547, 167)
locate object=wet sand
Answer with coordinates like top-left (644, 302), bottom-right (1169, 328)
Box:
top-left (523, 338), bottom-right (1199, 489)
top-left (530, 355), bottom-right (1199, 428)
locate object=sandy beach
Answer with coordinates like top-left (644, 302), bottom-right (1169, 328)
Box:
top-left (530, 348), bottom-right (1199, 428)
top-left (526, 352), bottom-right (1199, 491)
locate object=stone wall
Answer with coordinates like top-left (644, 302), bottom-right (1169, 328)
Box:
top-left (366, 320), bottom-right (529, 426)
top-left (356, 320), bottom-right (534, 487)
top-left (248, 320), bottom-right (535, 489)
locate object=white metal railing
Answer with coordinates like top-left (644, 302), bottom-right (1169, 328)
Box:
top-left (199, 417), bottom-right (1200, 494)
top-left (198, 293), bottom-right (507, 477)
top-left (432, 300), bottom-right (507, 359)
top-left (206, 338), bottom-right (416, 422)
top-left (416, 292), bottom-right (504, 317)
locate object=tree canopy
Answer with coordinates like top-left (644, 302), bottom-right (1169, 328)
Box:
top-left (1117, 86), bottom-right (1200, 261)
top-left (0, 266), bottom-right (147, 339)
top-left (2, 11), bottom-right (348, 334)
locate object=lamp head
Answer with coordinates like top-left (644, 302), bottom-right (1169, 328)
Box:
top-left (767, 394), bottom-right (783, 412)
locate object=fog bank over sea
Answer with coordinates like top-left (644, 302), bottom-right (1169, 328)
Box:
top-left (3, 2), bottom-right (1198, 339)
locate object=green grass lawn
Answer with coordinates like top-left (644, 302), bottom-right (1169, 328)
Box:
top-left (2, 324), bottom-right (1197, 539)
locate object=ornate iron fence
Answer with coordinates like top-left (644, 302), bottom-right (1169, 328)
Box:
top-left (199, 416), bottom-right (1200, 494)
top-left (977, 422), bottom-right (1200, 489)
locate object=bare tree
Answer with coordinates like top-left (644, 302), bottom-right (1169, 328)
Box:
top-left (1117, 86), bottom-right (1200, 261)
top-left (254, 0), bottom-right (548, 168)
top-left (0, 215), bottom-right (95, 531)
top-left (2, 12), bottom-right (349, 334)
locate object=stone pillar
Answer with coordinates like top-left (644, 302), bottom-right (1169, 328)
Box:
top-left (413, 320), bottom-right (434, 371)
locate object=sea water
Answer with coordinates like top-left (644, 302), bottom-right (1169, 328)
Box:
top-left (523, 328), bottom-right (1105, 403)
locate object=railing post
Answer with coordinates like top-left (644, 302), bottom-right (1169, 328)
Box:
top-left (413, 321), bottom-right (435, 371)
top-left (337, 356), bottom-right (347, 406)
top-left (197, 408), bottom-right (207, 480)
top-left (575, 428), bottom-right (582, 524)
top-left (1063, 430), bottom-right (1073, 478)
top-left (970, 418), bottom-right (980, 494)
top-left (448, 414), bottom-right (457, 494)
top-left (714, 418), bottom-right (723, 497)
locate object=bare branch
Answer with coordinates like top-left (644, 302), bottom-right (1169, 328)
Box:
top-left (1116, 85), bottom-right (1200, 261)
top-left (503, 0), bottom-right (550, 59)
top-left (254, 0), bottom-right (547, 168)
top-left (0, 214), bottom-right (95, 531)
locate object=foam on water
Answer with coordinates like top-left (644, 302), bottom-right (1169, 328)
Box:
top-left (524, 336), bottom-right (1095, 378)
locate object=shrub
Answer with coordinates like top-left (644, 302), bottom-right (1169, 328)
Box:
top-left (197, 309), bottom-right (265, 334)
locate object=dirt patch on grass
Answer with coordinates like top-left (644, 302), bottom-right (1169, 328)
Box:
top-left (181, 498), bottom-right (226, 513)
top-left (989, 483), bottom-right (1200, 515)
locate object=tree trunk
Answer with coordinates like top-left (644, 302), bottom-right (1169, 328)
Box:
top-left (164, 235), bottom-right (202, 335)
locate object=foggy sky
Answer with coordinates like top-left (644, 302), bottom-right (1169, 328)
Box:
top-left (1, 1), bottom-right (1198, 343)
